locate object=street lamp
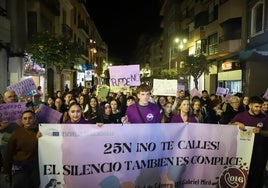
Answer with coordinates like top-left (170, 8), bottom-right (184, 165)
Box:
top-left (169, 37), bottom-right (187, 72)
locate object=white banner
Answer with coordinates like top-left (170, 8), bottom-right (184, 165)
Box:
top-left (39, 123), bottom-right (254, 188)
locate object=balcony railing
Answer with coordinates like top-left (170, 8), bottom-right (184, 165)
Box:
top-left (78, 20), bottom-right (89, 35)
top-left (62, 24), bottom-right (73, 38)
top-left (40, 0), bottom-right (60, 16)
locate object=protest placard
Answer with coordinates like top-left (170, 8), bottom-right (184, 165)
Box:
top-left (0, 102), bottom-right (27, 122)
top-left (6, 77), bottom-right (37, 98)
top-left (109, 65), bottom-right (140, 87)
top-left (37, 104), bottom-right (62, 123)
top-left (153, 79), bottom-right (177, 96)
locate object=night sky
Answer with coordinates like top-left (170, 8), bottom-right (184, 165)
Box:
top-left (87, 0), bottom-right (162, 63)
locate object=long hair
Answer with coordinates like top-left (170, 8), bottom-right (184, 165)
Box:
top-left (191, 98), bottom-right (203, 123)
top-left (173, 98), bottom-right (193, 116)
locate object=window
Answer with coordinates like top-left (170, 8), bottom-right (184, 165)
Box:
top-left (27, 11), bottom-right (37, 38)
top-left (189, 22), bottom-right (194, 40)
top-left (195, 39), bottom-right (207, 55)
top-left (208, 0), bottom-right (219, 22)
top-left (251, 0), bottom-right (264, 35)
top-left (208, 33), bottom-right (218, 55)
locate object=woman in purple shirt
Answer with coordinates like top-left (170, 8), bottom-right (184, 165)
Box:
top-left (171, 98), bottom-right (197, 123)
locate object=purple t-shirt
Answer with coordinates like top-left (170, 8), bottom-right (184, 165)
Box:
top-left (170, 114), bottom-right (197, 123)
top-left (230, 111), bottom-right (268, 144)
top-left (230, 111), bottom-right (268, 129)
top-left (125, 102), bottom-right (161, 123)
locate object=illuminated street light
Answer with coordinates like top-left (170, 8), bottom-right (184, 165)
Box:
top-left (169, 37), bottom-right (187, 72)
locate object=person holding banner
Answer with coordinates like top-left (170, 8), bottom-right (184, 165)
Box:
top-left (261, 98), bottom-right (268, 115)
top-left (110, 99), bottom-right (123, 123)
top-left (122, 84), bottom-right (161, 124)
top-left (171, 98), bottom-right (197, 123)
top-left (96, 102), bottom-right (118, 126)
top-left (65, 102), bottom-right (88, 124)
top-left (230, 96), bottom-right (268, 188)
top-left (84, 96), bottom-right (100, 123)
top-left (3, 110), bottom-right (40, 188)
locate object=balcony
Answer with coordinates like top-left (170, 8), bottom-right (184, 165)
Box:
top-left (62, 24), bottom-right (73, 38)
top-left (218, 36), bottom-right (241, 55)
top-left (0, 7), bottom-right (10, 44)
top-left (218, 0), bottom-right (244, 24)
top-left (193, 26), bottom-right (207, 40)
top-left (40, 0), bottom-right (60, 16)
top-left (78, 20), bottom-right (89, 37)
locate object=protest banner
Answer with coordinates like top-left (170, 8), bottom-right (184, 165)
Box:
top-left (0, 102), bottom-right (27, 122)
top-left (153, 79), bottom-right (177, 96)
top-left (6, 77), bottom-right (37, 98)
top-left (109, 65), bottom-right (140, 87)
top-left (39, 123), bottom-right (254, 188)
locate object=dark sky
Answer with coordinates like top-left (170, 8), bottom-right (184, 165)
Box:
top-left (87, 0), bottom-right (162, 63)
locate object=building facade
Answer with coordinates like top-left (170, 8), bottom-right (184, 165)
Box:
top-left (158, 0), bottom-right (268, 96)
top-left (0, 0), bottom-right (108, 98)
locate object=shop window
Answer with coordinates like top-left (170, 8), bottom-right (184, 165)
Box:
top-left (251, 0), bottom-right (264, 36)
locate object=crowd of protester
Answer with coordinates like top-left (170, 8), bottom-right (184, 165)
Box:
top-left (0, 84), bottom-right (268, 187)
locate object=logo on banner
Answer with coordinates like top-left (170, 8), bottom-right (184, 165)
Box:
top-left (218, 166), bottom-right (247, 188)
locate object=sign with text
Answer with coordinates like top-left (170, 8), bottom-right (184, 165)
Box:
top-left (109, 65), bottom-right (140, 86)
top-left (0, 102), bottom-right (27, 122)
top-left (39, 123), bottom-right (254, 188)
top-left (7, 77), bottom-right (37, 98)
top-left (216, 87), bottom-right (229, 96)
top-left (153, 79), bottom-right (177, 96)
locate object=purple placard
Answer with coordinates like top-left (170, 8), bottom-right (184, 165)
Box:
top-left (7, 77), bottom-right (37, 97)
top-left (263, 88), bottom-right (268, 100)
top-left (178, 84), bottom-right (185, 91)
top-left (109, 65), bottom-right (140, 86)
top-left (190, 88), bottom-right (201, 98)
top-left (0, 102), bottom-right (27, 122)
top-left (37, 104), bottom-right (63, 123)
top-left (216, 87), bottom-right (229, 96)
top-left (224, 93), bottom-right (233, 103)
